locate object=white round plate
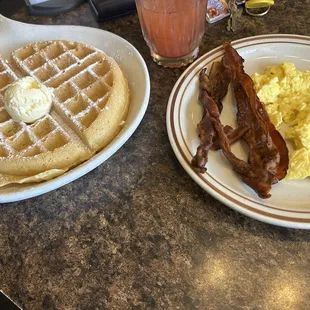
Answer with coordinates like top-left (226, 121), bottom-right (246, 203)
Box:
top-left (0, 15), bottom-right (150, 203)
top-left (167, 34), bottom-right (310, 229)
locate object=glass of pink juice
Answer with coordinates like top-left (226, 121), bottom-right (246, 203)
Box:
top-left (135, 0), bottom-right (207, 68)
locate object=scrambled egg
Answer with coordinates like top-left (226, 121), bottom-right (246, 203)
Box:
top-left (252, 62), bottom-right (310, 180)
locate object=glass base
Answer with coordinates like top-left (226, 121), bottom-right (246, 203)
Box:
top-left (151, 47), bottom-right (199, 68)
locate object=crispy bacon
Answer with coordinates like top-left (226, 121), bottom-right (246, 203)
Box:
top-left (211, 124), bottom-right (249, 151)
top-left (222, 42), bottom-right (289, 182)
top-left (191, 43), bottom-right (289, 198)
top-left (204, 60), bottom-right (231, 112)
top-left (192, 68), bottom-right (219, 172)
top-left (192, 69), bottom-right (274, 198)
top-left (191, 109), bottom-right (215, 173)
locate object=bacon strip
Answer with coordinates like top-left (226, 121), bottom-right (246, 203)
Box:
top-left (222, 43), bottom-right (289, 182)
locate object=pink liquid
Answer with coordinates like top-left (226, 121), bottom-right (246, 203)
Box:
top-left (136, 0), bottom-right (207, 58)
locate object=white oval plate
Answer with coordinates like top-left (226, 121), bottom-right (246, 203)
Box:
top-left (167, 34), bottom-right (310, 229)
top-left (0, 15), bottom-right (150, 203)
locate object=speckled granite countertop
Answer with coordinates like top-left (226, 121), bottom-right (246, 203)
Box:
top-left (1, 1), bottom-right (310, 309)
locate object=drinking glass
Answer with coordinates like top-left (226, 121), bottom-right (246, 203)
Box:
top-left (135, 0), bottom-right (207, 68)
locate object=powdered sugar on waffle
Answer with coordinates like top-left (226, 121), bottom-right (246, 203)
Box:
top-left (11, 41), bottom-right (113, 133)
top-left (0, 40), bottom-right (128, 171)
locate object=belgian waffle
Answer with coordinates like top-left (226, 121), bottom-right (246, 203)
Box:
top-left (0, 40), bottom-right (129, 186)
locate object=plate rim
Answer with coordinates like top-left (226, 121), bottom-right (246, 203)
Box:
top-left (167, 34), bottom-right (310, 229)
top-left (0, 16), bottom-right (150, 203)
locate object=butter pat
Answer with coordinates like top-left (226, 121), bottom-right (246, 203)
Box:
top-left (4, 77), bottom-right (54, 123)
